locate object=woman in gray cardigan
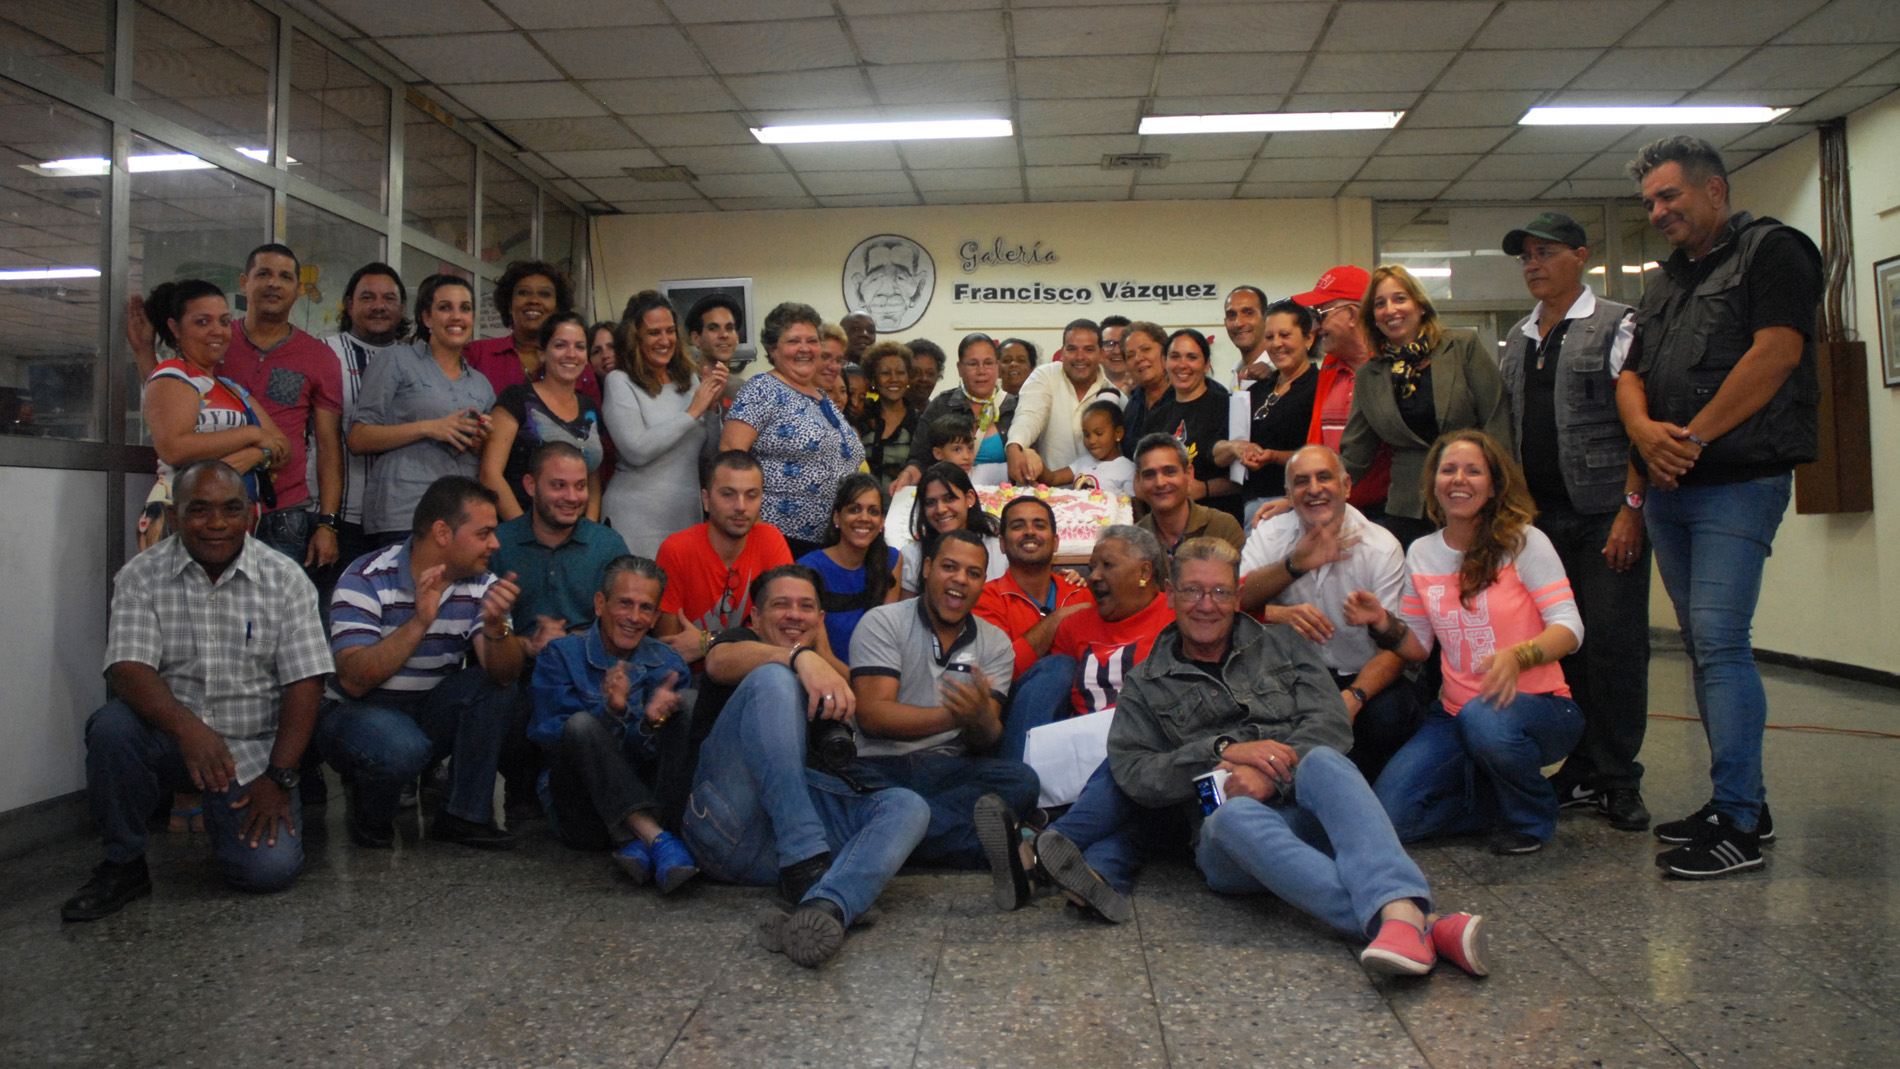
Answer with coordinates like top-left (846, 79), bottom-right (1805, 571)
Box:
top-left (1340, 265), bottom-right (1511, 547)
top-left (600, 291), bottom-right (727, 557)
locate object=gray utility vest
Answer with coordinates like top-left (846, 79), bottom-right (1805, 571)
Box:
top-left (1501, 295), bottom-right (1634, 515)
top-left (1635, 212), bottom-right (1821, 472)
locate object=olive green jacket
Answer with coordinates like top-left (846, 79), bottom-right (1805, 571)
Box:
top-left (1339, 330), bottom-right (1510, 519)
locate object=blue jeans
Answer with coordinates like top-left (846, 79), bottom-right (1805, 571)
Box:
top-left (855, 752), bottom-right (1040, 869)
top-left (1197, 747), bottom-right (1430, 940)
top-left (1374, 693), bottom-right (1585, 843)
top-left (682, 666), bottom-right (930, 925)
top-left (1001, 654), bottom-right (1077, 762)
top-left (1645, 473), bottom-right (1790, 831)
top-left (316, 665), bottom-right (514, 827)
top-left (84, 702), bottom-right (303, 892)
top-left (1046, 759), bottom-right (1177, 894)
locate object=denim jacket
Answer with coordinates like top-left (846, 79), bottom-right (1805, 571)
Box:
top-left (1107, 615), bottom-right (1352, 810)
top-left (528, 622), bottom-right (691, 757)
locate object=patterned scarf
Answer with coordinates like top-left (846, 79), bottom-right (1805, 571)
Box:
top-left (969, 389), bottom-right (1002, 435)
top-left (1379, 339), bottom-right (1434, 400)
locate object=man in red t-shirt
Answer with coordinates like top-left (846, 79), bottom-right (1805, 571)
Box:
top-left (653, 451), bottom-right (792, 664)
top-left (977, 496), bottom-right (1093, 678)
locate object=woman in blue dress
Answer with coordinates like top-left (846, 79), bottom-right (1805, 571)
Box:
top-left (796, 473), bottom-right (900, 662)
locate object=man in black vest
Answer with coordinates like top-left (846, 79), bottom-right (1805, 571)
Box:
top-left (1497, 212), bottom-right (1651, 833)
top-left (1617, 136), bottom-right (1822, 880)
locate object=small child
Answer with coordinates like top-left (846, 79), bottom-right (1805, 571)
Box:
top-left (842, 363), bottom-right (869, 423)
top-left (929, 410), bottom-right (978, 474)
top-left (1045, 400), bottom-right (1134, 496)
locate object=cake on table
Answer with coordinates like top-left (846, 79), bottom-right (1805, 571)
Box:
top-left (885, 483), bottom-right (1133, 559)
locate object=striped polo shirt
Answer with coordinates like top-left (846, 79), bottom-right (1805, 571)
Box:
top-left (327, 539), bottom-right (496, 703)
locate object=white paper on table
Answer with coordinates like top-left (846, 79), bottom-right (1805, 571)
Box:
top-left (1227, 389), bottom-right (1251, 484)
top-left (1024, 709), bottom-right (1114, 808)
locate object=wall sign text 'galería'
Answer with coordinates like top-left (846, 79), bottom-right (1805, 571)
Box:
top-left (959, 237), bottom-right (1059, 273)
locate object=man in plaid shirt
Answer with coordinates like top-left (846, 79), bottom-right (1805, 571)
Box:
top-left (63, 460), bottom-right (334, 922)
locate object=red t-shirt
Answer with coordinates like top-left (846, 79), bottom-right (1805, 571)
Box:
top-left (219, 322), bottom-right (342, 509)
top-left (655, 522), bottom-right (794, 635)
top-left (974, 569), bottom-right (1094, 681)
top-left (465, 336), bottom-right (602, 404)
top-left (1049, 593), bottom-right (1175, 717)
top-left (1311, 358), bottom-right (1391, 508)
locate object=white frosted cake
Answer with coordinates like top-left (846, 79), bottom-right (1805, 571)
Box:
top-left (885, 483), bottom-right (1133, 558)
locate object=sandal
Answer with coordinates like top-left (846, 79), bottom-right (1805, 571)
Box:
top-left (168, 793), bottom-right (203, 834)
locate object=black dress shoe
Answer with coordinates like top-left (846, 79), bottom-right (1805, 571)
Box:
top-left (61, 859), bottom-right (153, 922)
top-left (343, 779), bottom-right (394, 848)
top-left (429, 811), bottom-right (516, 849)
top-left (1602, 788), bottom-right (1651, 831)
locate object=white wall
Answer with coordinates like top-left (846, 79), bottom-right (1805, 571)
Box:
top-left (0, 467), bottom-right (109, 812)
top-left (1672, 93), bottom-right (1900, 672)
top-left (593, 196), bottom-right (1374, 388)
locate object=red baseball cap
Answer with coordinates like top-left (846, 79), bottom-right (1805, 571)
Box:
top-left (1290, 265), bottom-right (1371, 308)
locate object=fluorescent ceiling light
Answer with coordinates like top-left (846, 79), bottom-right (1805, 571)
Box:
top-left (1520, 106), bottom-right (1789, 126)
top-left (751, 119), bottom-right (1011, 144)
top-left (24, 148), bottom-right (281, 177)
top-left (1409, 267), bottom-right (1453, 278)
top-left (1140, 111), bottom-right (1403, 135)
top-left (0, 267), bottom-right (101, 281)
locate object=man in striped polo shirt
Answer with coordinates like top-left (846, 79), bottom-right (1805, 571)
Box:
top-left (317, 476), bottom-right (525, 849)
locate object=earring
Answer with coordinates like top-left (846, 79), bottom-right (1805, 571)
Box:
top-left (1138, 578), bottom-right (1147, 588)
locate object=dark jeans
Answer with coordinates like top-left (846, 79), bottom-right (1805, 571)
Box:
top-left (316, 665), bottom-right (513, 827)
top-left (1331, 670), bottom-right (1424, 785)
top-left (545, 713), bottom-right (659, 850)
top-left (1533, 500), bottom-right (1651, 791)
top-left (855, 751), bottom-right (1040, 868)
top-left (1374, 695), bottom-right (1585, 843)
top-left (255, 506), bottom-right (316, 565)
top-left (84, 702), bottom-right (303, 892)
top-left (500, 679), bottom-right (546, 808)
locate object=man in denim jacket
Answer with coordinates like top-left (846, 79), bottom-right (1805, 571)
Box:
top-left (530, 555), bottom-right (699, 892)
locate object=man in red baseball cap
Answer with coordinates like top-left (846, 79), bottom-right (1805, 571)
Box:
top-left (1290, 265), bottom-right (1390, 517)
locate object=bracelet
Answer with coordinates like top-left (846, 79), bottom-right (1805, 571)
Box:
top-left (1369, 612), bottom-right (1406, 652)
top-left (1511, 641), bottom-right (1545, 670)
top-left (1685, 430), bottom-right (1711, 448)
top-left (698, 629), bottom-right (714, 657)
top-left (1347, 686), bottom-right (1369, 705)
top-left (788, 643), bottom-right (811, 671)
top-left (257, 446), bottom-right (273, 469)
top-left (1283, 551), bottom-right (1308, 581)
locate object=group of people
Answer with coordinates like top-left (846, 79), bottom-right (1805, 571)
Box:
top-left (68, 136), bottom-right (1818, 979)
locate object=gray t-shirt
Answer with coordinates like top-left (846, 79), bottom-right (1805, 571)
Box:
top-left (352, 341), bottom-right (496, 534)
top-left (850, 599), bottom-right (1015, 758)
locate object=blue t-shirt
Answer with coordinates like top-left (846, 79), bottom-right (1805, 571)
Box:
top-left (797, 546), bottom-right (898, 663)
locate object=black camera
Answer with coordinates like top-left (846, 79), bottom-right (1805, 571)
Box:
top-left (807, 718), bottom-right (857, 771)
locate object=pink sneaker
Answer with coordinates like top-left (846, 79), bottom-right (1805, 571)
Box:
top-left (1360, 918), bottom-right (1435, 977)
top-left (1430, 912), bottom-right (1491, 977)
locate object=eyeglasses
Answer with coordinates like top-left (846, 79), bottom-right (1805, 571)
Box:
top-left (1516, 246), bottom-right (1571, 265)
top-left (1175, 585), bottom-right (1238, 605)
top-left (714, 566), bottom-right (743, 627)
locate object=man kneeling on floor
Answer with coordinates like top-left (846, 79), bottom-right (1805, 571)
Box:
top-left (1108, 537), bottom-right (1492, 978)
top-left (681, 564), bottom-right (931, 967)
top-left (529, 555), bottom-right (699, 892)
top-left (65, 460), bottom-right (334, 921)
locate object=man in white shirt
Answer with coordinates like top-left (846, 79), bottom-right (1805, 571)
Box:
top-left (1238, 445), bottom-right (1420, 782)
top-left (1006, 318), bottom-right (1122, 484)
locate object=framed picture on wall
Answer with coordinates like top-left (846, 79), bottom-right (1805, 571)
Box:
top-left (659, 277), bottom-right (757, 369)
top-left (1877, 254), bottom-right (1900, 388)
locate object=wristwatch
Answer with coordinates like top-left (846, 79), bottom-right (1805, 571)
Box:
top-left (264, 764), bottom-right (301, 792)
top-left (1347, 686), bottom-right (1369, 705)
top-left (314, 512), bottom-right (340, 529)
top-left (1214, 735), bottom-right (1237, 760)
top-left (1624, 491), bottom-right (1645, 511)
top-left (484, 619), bottom-right (513, 641)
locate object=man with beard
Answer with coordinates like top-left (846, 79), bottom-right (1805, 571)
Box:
top-left (652, 451), bottom-right (793, 664)
top-left (321, 264), bottom-right (411, 575)
top-left (850, 531), bottom-right (1036, 867)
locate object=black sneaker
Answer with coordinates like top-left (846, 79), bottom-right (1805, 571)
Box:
top-left (60, 859), bottom-right (153, 922)
top-left (1551, 777), bottom-right (1601, 811)
top-left (429, 811), bottom-right (516, 850)
top-left (1601, 789), bottom-right (1651, 832)
top-left (1032, 828), bottom-right (1132, 923)
top-left (1489, 830), bottom-right (1544, 855)
top-left (757, 898), bottom-right (846, 968)
top-left (1655, 800), bottom-right (1774, 845)
top-left (974, 793), bottom-right (1030, 911)
top-left (1656, 812), bottom-right (1762, 878)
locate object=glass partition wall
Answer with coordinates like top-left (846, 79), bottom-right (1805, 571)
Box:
top-left (0, 0), bottom-right (591, 577)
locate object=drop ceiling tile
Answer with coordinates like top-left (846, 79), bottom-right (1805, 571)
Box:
top-left (817, 192), bottom-right (924, 208)
top-left (725, 70), bottom-right (877, 111)
top-left (1567, 152), bottom-right (1644, 180)
top-left (1710, 45), bottom-right (1896, 90)
top-left (1435, 49), bottom-right (1604, 90)
top-left (1440, 179), bottom-right (1555, 200)
top-left (489, 0), bottom-right (669, 29)
top-left (1258, 130), bottom-right (1389, 158)
top-left (866, 62), bottom-right (1012, 105)
top-left (1283, 92), bottom-right (1419, 112)
top-left (1168, 3), bottom-right (1331, 53)
top-left (1155, 54), bottom-right (1302, 97)
top-left (1298, 52), bottom-right (1457, 94)
top-left (775, 143), bottom-right (906, 170)
top-left (1492, 127), bottom-right (1631, 154)
top-left (1014, 57), bottom-right (1156, 99)
top-left (442, 82), bottom-right (606, 120)
top-left (1138, 133), bottom-right (1266, 161)
top-left (897, 140), bottom-right (1020, 169)
top-left (1570, 47), bottom-right (1751, 91)
top-left (841, 0), bottom-right (1001, 12)
top-left (625, 113), bottom-right (757, 147)
top-left (1539, 178), bottom-right (1636, 198)
top-left (585, 78), bottom-right (741, 115)
top-left (1639, 0), bottom-right (1830, 48)
top-left (923, 188), bottom-right (1026, 205)
top-left (1148, 95), bottom-right (1290, 115)
top-left (1847, 51), bottom-right (1900, 86)
top-left (1339, 180), bottom-right (1450, 199)
top-left (531, 27), bottom-right (710, 80)
top-left (1141, 158), bottom-right (1253, 183)
top-left (1321, 1), bottom-right (1494, 51)
top-left (1013, 6), bottom-right (1169, 57)
top-left (1403, 91), bottom-right (1543, 128)
top-left (1031, 186), bottom-right (1131, 202)
top-left (668, 0), bottom-right (834, 21)
top-left (494, 117), bottom-right (644, 153)
top-left (1723, 124), bottom-right (1816, 151)
top-left (1464, 152), bottom-right (1593, 180)
top-left (1473, 1), bottom-right (1659, 48)
top-left (1132, 182), bottom-right (1237, 200)
top-left (320, 0), bottom-right (509, 37)
top-left (1785, 84), bottom-right (1899, 121)
top-left (1356, 154), bottom-right (1478, 181)
top-left (912, 167), bottom-right (1022, 191)
top-left (660, 145), bottom-right (788, 175)
top-left (1540, 89), bottom-right (1693, 105)
top-left (696, 173), bottom-right (809, 198)
top-left (537, 148), bottom-right (667, 177)
top-left (617, 198), bottom-right (716, 213)
top-left (1780, 0), bottom-right (1900, 44)
top-left (517, 155), bottom-right (563, 178)
top-left (688, 19), bottom-right (857, 75)
top-left (798, 170), bottom-right (915, 195)
top-left (551, 178), bottom-right (593, 201)
top-left (1237, 180), bottom-right (1346, 199)
top-left (1247, 156), bottom-right (1362, 182)
top-left (1380, 128), bottom-right (1513, 155)
top-left (379, 33), bottom-right (562, 84)
top-left (576, 176), bottom-right (698, 200)
top-left (1016, 98), bottom-right (1143, 136)
top-left (346, 41), bottom-right (424, 83)
top-left (851, 12), bottom-right (1008, 63)
top-left (1678, 88), bottom-right (1817, 106)
top-left (712, 195), bottom-right (820, 210)
top-left (1026, 166), bottom-right (1135, 190)
top-left (1023, 135), bottom-right (1140, 166)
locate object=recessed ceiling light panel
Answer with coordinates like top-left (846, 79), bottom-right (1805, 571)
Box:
top-left (1520, 106), bottom-right (1790, 126)
top-left (751, 119), bottom-right (1011, 144)
top-left (1139, 111), bottom-right (1403, 135)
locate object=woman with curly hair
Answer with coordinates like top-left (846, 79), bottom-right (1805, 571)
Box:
top-left (1343, 430), bottom-right (1584, 857)
top-left (464, 260), bottom-right (602, 402)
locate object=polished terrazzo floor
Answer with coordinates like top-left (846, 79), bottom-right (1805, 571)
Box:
top-left (2, 650), bottom-right (1897, 1068)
